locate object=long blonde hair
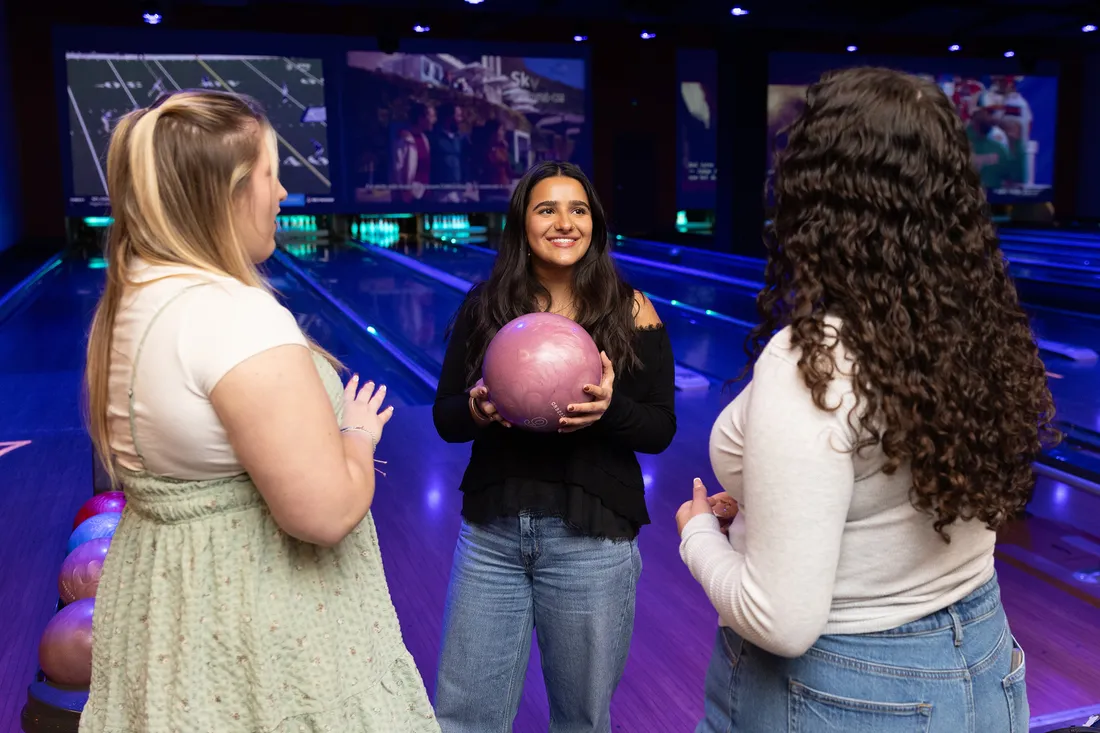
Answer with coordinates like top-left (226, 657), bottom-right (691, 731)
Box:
top-left (86, 90), bottom-right (334, 484)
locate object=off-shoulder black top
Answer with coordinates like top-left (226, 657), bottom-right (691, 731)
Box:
top-left (432, 293), bottom-right (677, 541)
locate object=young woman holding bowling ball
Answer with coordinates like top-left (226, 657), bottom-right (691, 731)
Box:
top-left (432, 161), bottom-right (677, 732)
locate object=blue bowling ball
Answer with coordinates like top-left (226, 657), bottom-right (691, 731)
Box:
top-left (67, 512), bottom-right (122, 554)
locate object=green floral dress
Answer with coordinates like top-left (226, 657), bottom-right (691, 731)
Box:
top-left (80, 286), bottom-right (440, 733)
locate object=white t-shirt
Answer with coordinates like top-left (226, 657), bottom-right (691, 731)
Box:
top-left (106, 261), bottom-right (308, 480)
top-left (679, 319), bottom-right (995, 657)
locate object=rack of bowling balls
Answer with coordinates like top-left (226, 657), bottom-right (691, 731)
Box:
top-left (20, 491), bottom-right (125, 733)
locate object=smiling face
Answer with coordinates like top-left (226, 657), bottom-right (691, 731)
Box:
top-left (524, 175), bottom-right (592, 273)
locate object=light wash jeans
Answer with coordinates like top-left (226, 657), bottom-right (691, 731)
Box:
top-left (433, 514), bottom-right (643, 733)
top-left (697, 574), bottom-right (1028, 733)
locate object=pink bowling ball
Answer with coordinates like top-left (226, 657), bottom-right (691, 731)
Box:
top-left (39, 598), bottom-right (95, 687)
top-left (58, 537), bottom-right (111, 604)
top-left (73, 491), bottom-right (126, 529)
top-left (483, 312), bottom-right (603, 432)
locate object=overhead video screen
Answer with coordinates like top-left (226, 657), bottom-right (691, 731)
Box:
top-left (342, 50), bottom-right (588, 208)
top-left (767, 54), bottom-right (1058, 204)
top-left (65, 53), bottom-right (332, 209)
top-left (677, 49), bottom-right (717, 211)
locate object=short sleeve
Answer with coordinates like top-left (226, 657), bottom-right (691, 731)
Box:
top-left (179, 282), bottom-right (308, 396)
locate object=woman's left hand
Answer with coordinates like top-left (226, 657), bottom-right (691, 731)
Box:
top-left (559, 352), bottom-right (615, 433)
top-left (676, 478), bottom-right (720, 536)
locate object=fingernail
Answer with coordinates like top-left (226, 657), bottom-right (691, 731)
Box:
top-left (694, 477), bottom-right (702, 485)
top-left (560, 418), bottom-right (567, 425)
top-left (380, 384), bottom-right (387, 391)
top-left (353, 374), bottom-right (359, 382)
top-left (567, 406), bottom-right (574, 412)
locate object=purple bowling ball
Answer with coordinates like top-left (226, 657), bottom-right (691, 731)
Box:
top-left (39, 597), bottom-right (95, 687)
top-left (483, 312), bottom-right (603, 432)
top-left (67, 512), bottom-right (121, 555)
top-left (58, 537), bottom-right (111, 604)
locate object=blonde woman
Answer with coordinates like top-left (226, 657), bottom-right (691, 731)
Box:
top-left (80, 91), bottom-right (438, 732)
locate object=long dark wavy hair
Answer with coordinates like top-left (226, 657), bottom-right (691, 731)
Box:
top-left (455, 161), bottom-right (638, 385)
top-left (751, 66), bottom-right (1059, 540)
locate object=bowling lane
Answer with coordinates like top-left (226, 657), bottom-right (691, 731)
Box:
top-left (613, 236), bottom-right (765, 282)
top-left (1001, 229), bottom-right (1100, 249)
top-left (423, 237), bottom-right (764, 326)
top-left (421, 238), bottom-right (1100, 359)
top-left (352, 238), bottom-right (755, 382)
top-left (262, 256), bottom-right (436, 407)
top-left (278, 240), bottom-right (469, 375)
top-left (365, 235), bottom-right (1100, 451)
top-left (0, 254), bottom-right (103, 435)
top-left (0, 253), bottom-right (105, 727)
top-left (1001, 243), bottom-right (1100, 270)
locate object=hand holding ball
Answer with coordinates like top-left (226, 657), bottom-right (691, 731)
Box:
top-left (481, 312), bottom-right (612, 433)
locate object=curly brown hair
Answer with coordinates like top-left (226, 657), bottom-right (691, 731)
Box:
top-left (750, 66), bottom-right (1060, 541)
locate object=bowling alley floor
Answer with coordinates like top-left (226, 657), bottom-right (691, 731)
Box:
top-left (3, 242), bottom-right (1100, 731)
top-left (0, 254), bottom-right (102, 727)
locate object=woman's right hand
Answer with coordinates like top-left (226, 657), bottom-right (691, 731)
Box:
top-left (469, 379), bottom-right (511, 428)
top-left (342, 375), bottom-right (395, 446)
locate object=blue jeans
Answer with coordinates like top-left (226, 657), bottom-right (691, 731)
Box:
top-left (433, 514), bottom-right (643, 733)
top-left (698, 574), bottom-right (1028, 733)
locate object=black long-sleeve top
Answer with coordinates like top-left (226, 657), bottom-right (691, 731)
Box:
top-left (433, 295), bottom-right (677, 539)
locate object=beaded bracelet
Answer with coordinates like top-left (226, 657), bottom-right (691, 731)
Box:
top-left (340, 426), bottom-right (387, 476)
top-left (340, 425), bottom-right (378, 448)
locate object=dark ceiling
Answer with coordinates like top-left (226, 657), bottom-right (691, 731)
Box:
top-left (190, 0), bottom-right (1098, 39)
top-left (13, 0), bottom-right (1099, 57)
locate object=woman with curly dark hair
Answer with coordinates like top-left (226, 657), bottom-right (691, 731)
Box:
top-left (675, 67), bottom-right (1058, 733)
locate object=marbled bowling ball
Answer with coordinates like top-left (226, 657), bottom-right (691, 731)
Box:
top-left (72, 491), bottom-right (126, 529)
top-left (39, 598), bottom-right (95, 687)
top-left (67, 512), bottom-right (121, 555)
top-left (483, 312), bottom-right (603, 433)
top-left (58, 536), bottom-right (111, 604)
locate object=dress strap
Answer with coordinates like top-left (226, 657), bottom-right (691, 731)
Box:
top-left (127, 283), bottom-right (212, 470)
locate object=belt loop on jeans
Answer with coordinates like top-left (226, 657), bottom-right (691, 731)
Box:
top-left (947, 605), bottom-right (964, 647)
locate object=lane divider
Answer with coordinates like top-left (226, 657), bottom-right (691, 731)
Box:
top-left (271, 249), bottom-right (439, 391)
top-left (0, 252), bottom-right (66, 325)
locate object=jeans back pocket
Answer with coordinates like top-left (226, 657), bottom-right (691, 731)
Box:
top-left (790, 680), bottom-right (933, 733)
top-left (1002, 635), bottom-right (1029, 733)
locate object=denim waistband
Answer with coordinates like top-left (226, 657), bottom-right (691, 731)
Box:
top-left (862, 572), bottom-right (1001, 638)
